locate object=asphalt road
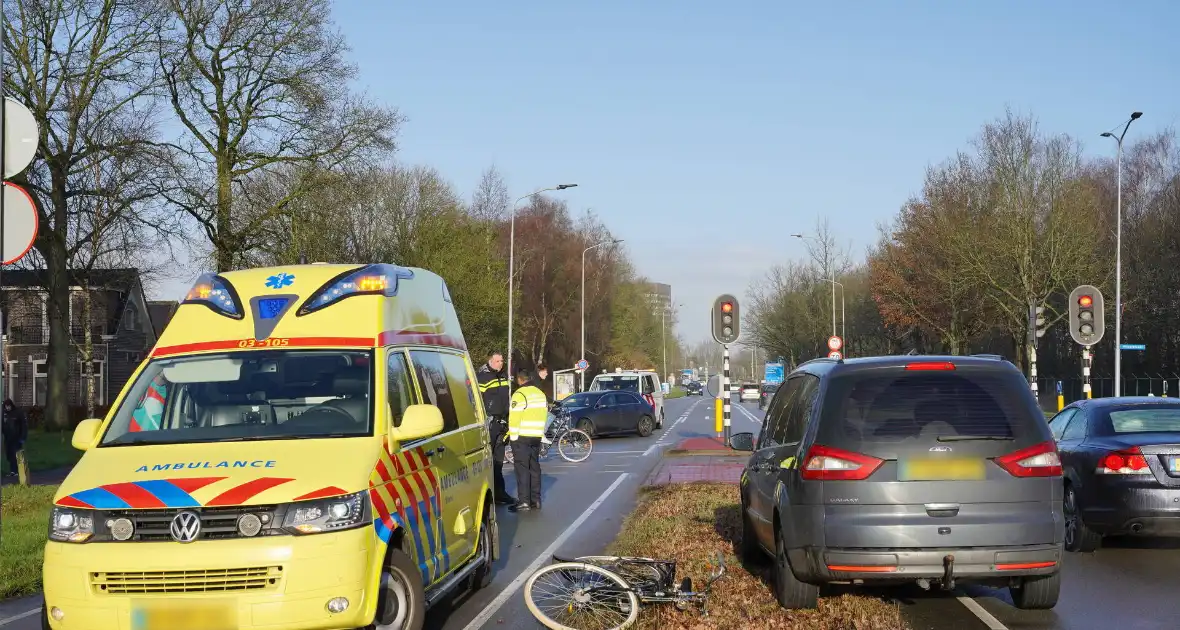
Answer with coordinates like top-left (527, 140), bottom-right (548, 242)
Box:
top-left (4, 396), bottom-right (1180, 630)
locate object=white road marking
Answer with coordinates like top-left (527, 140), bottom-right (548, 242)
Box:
top-left (735, 403), bottom-right (763, 426)
top-left (955, 596), bottom-right (1008, 629)
top-left (0, 607), bottom-right (40, 627)
top-left (460, 473), bottom-right (630, 630)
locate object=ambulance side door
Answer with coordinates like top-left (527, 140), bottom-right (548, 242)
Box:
top-left (437, 352), bottom-right (488, 555)
top-left (407, 349), bottom-right (477, 578)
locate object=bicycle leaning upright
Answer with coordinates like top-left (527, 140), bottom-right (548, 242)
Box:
top-left (523, 551), bottom-right (726, 629)
top-left (503, 402), bottom-right (593, 464)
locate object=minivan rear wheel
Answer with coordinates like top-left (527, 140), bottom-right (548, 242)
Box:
top-left (773, 526), bottom-right (818, 609)
top-left (1011, 571), bottom-right (1060, 610)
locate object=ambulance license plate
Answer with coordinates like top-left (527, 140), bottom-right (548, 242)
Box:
top-left (132, 599), bottom-right (237, 630)
top-left (898, 457), bottom-right (986, 481)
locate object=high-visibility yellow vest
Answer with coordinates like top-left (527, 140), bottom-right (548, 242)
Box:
top-left (509, 385), bottom-right (548, 439)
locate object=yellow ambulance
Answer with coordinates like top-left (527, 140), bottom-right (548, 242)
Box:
top-left (41, 263), bottom-right (499, 630)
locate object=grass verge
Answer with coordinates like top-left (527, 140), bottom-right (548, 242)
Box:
top-left (607, 483), bottom-right (908, 629)
top-left (1, 484), bottom-right (56, 598)
top-left (665, 387), bottom-right (686, 399)
top-left (1, 430), bottom-right (81, 475)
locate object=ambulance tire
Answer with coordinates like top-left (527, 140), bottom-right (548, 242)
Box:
top-left (41, 606), bottom-right (50, 630)
top-left (368, 549), bottom-right (425, 630)
top-left (469, 506), bottom-right (495, 591)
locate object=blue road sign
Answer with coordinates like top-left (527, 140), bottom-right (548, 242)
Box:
top-left (1119, 344), bottom-right (1146, 351)
top-left (764, 362), bottom-right (785, 384)
top-left (576, 359), bottom-right (590, 370)
top-left (1056, 381), bottom-right (1062, 395)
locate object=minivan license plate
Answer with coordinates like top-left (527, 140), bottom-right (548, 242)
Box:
top-left (132, 599), bottom-right (236, 630)
top-left (1168, 456), bottom-right (1180, 473)
top-left (899, 457), bottom-right (986, 481)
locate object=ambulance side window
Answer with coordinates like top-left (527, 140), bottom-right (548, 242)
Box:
top-left (437, 352), bottom-right (481, 428)
top-left (387, 351), bottom-right (416, 428)
top-left (409, 350), bottom-right (459, 434)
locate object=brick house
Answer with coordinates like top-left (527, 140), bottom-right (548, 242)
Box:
top-left (0, 269), bottom-right (175, 411)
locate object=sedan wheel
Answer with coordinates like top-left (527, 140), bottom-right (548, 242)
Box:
top-left (1063, 485), bottom-right (1101, 552)
top-left (637, 415), bottom-right (654, 437)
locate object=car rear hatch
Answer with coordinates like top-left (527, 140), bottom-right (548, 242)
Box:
top-left (810, 360), bottom-right (1061, 549)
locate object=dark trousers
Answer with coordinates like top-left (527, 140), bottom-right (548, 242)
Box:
top-left (3, 436), bottom-right (20, 475)
top-left (512, 437), bottom-right (543, 506)
top-left (488, 420), bottom-right (511, 500)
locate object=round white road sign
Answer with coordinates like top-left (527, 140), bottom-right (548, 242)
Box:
top-left (828, 350), bottom-right (842, 360)
top-left (4, 98), bottom-right (40, 179)
top-left (827, 335), bottom-right (843, 351)
top-left (3, 182), bottom-right (40, 264)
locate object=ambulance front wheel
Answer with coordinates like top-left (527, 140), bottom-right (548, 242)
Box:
top-left (368, 548), bottom-right (425, 630)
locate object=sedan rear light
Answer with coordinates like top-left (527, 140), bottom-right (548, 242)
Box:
top-left (801, 445), bottom-right (884, 481)
top-left (1096, 446), bottom-right (1151, 475)
top-left (994, 441), bottom-right (1062, 477)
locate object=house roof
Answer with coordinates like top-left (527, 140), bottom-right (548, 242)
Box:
top-left (147, 301), bottom-right (179, 337)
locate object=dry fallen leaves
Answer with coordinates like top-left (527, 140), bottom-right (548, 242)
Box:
top-left (606, 483), bottom-right (909, 630)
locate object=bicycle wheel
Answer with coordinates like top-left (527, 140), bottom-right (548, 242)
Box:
top-left (572, 556), bottom-right (664, 587)
top-left (524, 562), bottom-right (640, 630)
top-left (558, 429), bottom-right (593, 463)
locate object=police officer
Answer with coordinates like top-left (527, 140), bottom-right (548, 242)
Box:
top-left (477, 352), bottom-right (514, 505)
top-left (508, 368), bottom-right (547, 512)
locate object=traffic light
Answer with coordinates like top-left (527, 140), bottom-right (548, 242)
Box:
top-left (1028, 303), bottom-right (1047, 348)
top-left (1068, 285), bottom-right (1104, 347)
top-left (711, 294), bottom-right (740, 345)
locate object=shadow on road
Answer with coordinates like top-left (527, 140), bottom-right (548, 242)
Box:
top-left (422, 502), bottom-right (521, 630)
top-left (1101, 535), bottom-right (1180, 550)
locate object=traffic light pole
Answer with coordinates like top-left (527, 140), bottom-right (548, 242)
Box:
top-left (722, 345), bottom-right (731, 443)
top-left (1029, 342), bottom-right (1038, 397)
top-left (1082, 346), bottom-right (1092, 400)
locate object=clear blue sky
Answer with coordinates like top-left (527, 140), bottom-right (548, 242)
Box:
top-left (161, 0), bottom-right (1180, 345)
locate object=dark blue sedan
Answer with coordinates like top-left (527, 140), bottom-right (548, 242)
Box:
top-left (561, 390), bottom-right (657, 438)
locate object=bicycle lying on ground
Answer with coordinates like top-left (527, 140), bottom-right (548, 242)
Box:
top-left (523, 552), bottom-right (726, 629)
top-left (503, 404), bottom-right (593, 464)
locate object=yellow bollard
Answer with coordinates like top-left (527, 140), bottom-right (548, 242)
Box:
top-left (714, 397), bottom-right (723, 436)
top-left (1085, 390), bottom-right (1092, 399)
top-left (1057, 395), bottom-right (1064, 411)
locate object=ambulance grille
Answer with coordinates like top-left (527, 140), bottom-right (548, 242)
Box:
top-left (90, 566), bottom-right (283, 594)
top-left (101, 505), bottom-right (282, 541)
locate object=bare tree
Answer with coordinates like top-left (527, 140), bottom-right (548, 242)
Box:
top-left (4, 0), bottom-right (168, 427)
top-left (157, 0), bottom-right (402, 271)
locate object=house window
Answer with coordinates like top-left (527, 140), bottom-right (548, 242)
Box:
top-left (79, 360), bottom-right (105, 406)
top-left (125, 303), bottom-right (138, 332)
top-left (3, 361), bottom-right (15, 404)
top-left (33, 359), bottom-right (47, 407)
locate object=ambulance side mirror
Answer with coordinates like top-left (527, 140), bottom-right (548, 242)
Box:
top-left (72, 419), bottom-right (103, 451)
top-left (392, 404), bottom-right (444, 443)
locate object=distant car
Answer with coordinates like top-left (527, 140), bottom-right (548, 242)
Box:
top-left (589, 370), bottom-right (665, 428)
top-left (1050, 397), bottom-right (1180, 551)
top-left (730, 355), bottom-right (1062, 611)
top-left (758, 383), bottom-right (780, 410)
top-left (740, 383), bottom-right (760, 402)
top-left (560, 390), bottom-right (658, 438)
top-left (684, 381), bottom-right (704, 396)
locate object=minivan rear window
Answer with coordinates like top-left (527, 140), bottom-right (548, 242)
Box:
top-left (817, 369), bottom-right (1043, 444)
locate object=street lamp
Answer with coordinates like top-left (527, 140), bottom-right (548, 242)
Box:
top-left (661, 302), bottom-right (683, 387)
top-left (507, 184), bottom-right (577, 382)
top-left (581, 237), bottom-right (622, 391)
top-left (1101, 111), bottom-right (1142, 397)
top-left (791, 233), bottom-right (837, 339)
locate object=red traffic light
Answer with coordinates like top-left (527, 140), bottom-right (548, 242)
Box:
top-left (721, 302), bottom-right (733, 313)
top-left (1078, 295), bottom-right (1093, 308)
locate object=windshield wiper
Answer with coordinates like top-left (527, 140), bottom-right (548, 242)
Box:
top-left (220, 433), bottom-right (352, 441)
top-left (937, 435), bottom-right (1015, 442)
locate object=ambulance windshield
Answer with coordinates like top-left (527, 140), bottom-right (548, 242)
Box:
top-left (100, 350), bottom-right (374, 446)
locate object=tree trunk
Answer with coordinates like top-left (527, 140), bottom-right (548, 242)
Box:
top-left (45, 239), bottom-right (71, 431)
top-left (216, 164), bottom-right (235, 272)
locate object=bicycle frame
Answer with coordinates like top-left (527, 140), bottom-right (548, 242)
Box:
top-left (558, 553), bottom-right (726, 613)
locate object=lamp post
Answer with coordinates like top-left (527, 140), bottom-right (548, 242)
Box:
top-left (581, 238), bottom-right (622, 391)
top-left (661, 302), bottom-right (683, 387)
top-left (792, 233), bottom-right (837, 339)
top-left (508, 184), bottom-right (577, 383)
top-left (824, 279), bottom-right (845, 352)
top-left (1101, 111), bottom-right (1142, 398)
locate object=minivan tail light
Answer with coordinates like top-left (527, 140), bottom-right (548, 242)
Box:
top-left (994, 441), bottom-right (1062, 477)
top-left (801, 445), bottom-right (884, 481)
top-left (1096, 446), bottom-right (1151, 475)
top-left (904, 362), bottom-right (955, 371)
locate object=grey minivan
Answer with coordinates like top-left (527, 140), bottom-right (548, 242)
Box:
top-left (731, 355), bottom-right (1063, 610)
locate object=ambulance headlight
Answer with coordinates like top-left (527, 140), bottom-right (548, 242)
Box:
top-left (283, 491), bottom-right (367, 534)
top-left (297, 263), bottom-right (414, 316)
top-left (182, 272), bottom-right (244, 319)
top-left (48, 507), bottom-right (95, 543)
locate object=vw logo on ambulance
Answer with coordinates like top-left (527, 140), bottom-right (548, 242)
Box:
top-left (170, 511), bottom-right (202, 543)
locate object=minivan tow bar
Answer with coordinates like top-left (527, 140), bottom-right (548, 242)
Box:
top-left (941, 554), bottom-right (956, 591)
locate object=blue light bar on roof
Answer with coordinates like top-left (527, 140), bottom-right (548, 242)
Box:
top-left (297, 263), bottom-right (415, 316)
top-left (182, 273), bottom-right (244, 319)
